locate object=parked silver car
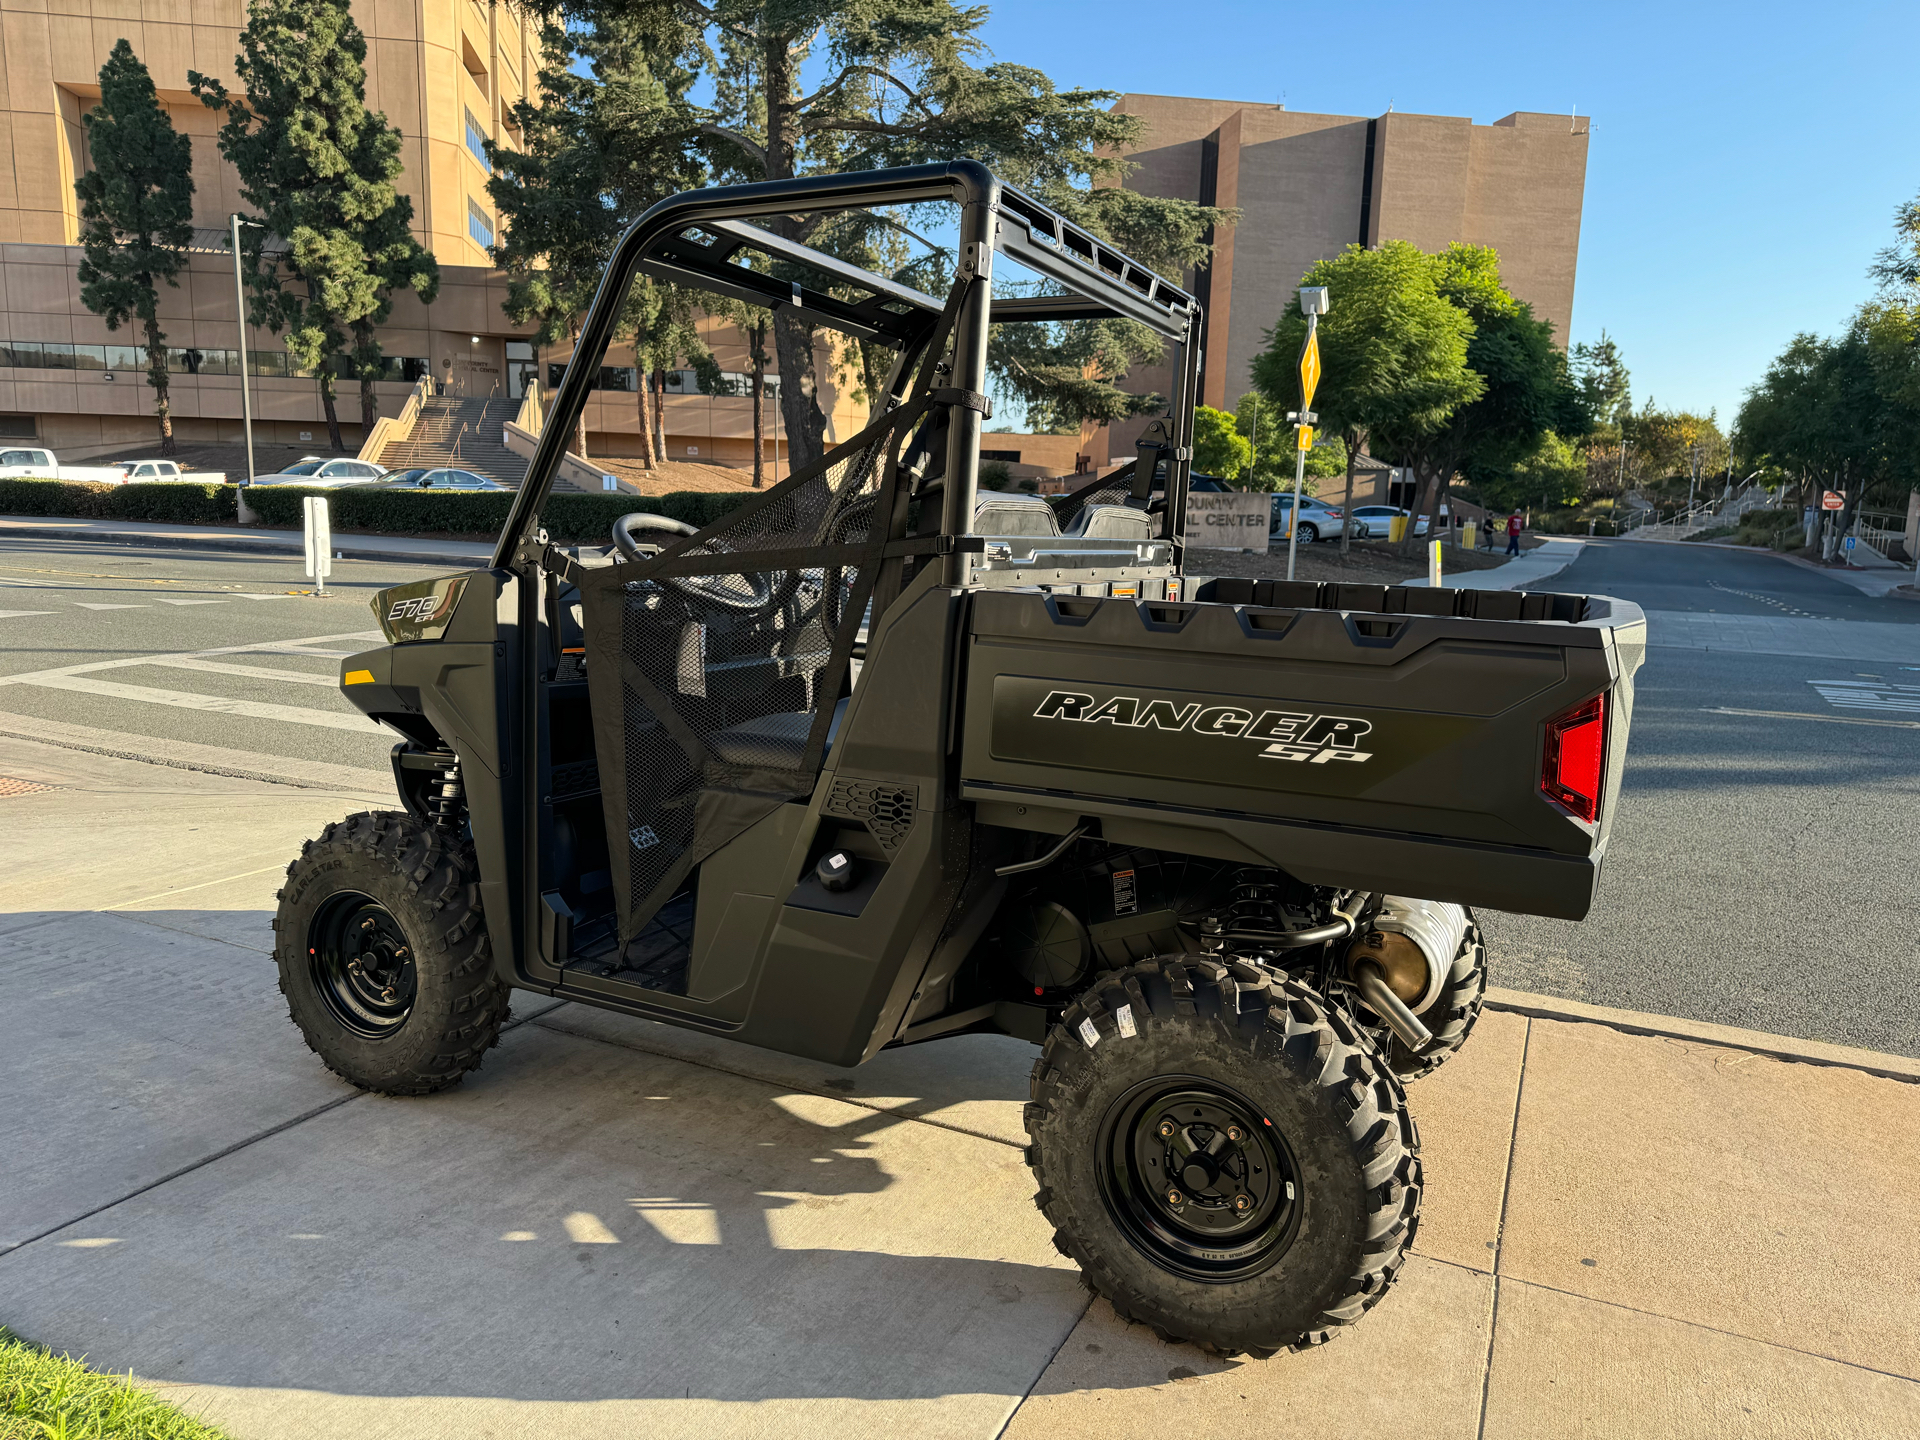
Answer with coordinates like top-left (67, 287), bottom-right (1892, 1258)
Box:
top-left (250, 457), bottom-right (389, 488)
top-left (1270, 493), bottom-right (1367, 543)
top-left (1350, 504), bottom-right (1429, 538)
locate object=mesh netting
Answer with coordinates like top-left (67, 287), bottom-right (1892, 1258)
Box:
top-left (580, 411), bottom-right (912, 943)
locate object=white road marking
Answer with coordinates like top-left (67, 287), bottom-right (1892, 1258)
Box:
top-left (235, 593), bottom-right (297, 601)
top-left (0, 610), bottom-right (54, 620)
top-left (1808, 680), bottom-right (1920, 715)
top-left (11, 673), bottom-right (384, 732)
top-left (1704, 706), bottom-right (1919, 730)
top-left (0, 630), bottom-right (381, 688)
top-left (150, 597), bottom-right (231, 606)
top-left (74, 603), bottom-right (150, 610)
top-left (144, 657), bottom-right (343, 687)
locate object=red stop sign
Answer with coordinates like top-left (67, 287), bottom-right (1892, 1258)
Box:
top-left (1821, 490), bottom-right (1846, 511)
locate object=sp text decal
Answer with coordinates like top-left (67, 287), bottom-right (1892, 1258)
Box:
top-left (1032, 689), bottom-right (1374, 765)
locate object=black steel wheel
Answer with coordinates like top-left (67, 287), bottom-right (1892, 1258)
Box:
top-left (274, 811), bottom-right (508, 1095)
top-left (1098, 1077), bottom-right (1301, 1282)
top-left (1024, 956), bottom-right (1420, 1357)
top-left (308, 891), bottom-right (418, 1038)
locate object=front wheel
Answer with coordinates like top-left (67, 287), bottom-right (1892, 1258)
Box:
top-left (1296, 522), bottom-right (1320, 545)
top-left (1024, 957), bottom-right (1421, 1357)
top-left (274, 811), bottom-right (508, 1094)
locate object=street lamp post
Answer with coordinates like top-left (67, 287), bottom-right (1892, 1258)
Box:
top-left (229, 213), bottom-right (263, 506)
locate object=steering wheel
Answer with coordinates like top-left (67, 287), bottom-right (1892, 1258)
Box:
top-left (612, 510), bottom-right (698, 561)
top-left (610, 510), bottom-right (775, 612)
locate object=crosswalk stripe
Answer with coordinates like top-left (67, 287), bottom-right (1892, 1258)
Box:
top-left (146, 657), bottom-right (342, 687)
top-left (0, 610), bottom-right (54, 620)
top-left (151, 597), bottom-right (230, 606)
top-left (74, 603), bottom-right (150, 610)
top-left (5, 673), bottom-right (385, 733)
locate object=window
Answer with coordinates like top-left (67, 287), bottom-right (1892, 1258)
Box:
top-left (465, 109), bottom-right (491, 171)
top-left (250, 351), bottom-right (290, 378)
top-left (596, 366), bottom-right (636, 392)
top-left (104, 345), bottom-right (144, 371)
top-left (468, 197), bottom-right (495, 250)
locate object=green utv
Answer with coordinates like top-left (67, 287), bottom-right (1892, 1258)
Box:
top-left (277, 162), bottom-right (1644, 1357)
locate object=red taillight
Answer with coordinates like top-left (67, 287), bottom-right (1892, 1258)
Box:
top-left (1542, 694), bottom-right (1606, 823)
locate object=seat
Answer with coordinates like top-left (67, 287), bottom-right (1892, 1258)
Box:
top-left (705, 696), bottom-right (849, 769)
top-left (973, 493), bottom-right (1061, 537)
top-left (1065, 503), bottom-right (1156, 541)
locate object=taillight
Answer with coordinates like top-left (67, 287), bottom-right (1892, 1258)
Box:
top-left (1542, 694), bottom-right (1606, 823)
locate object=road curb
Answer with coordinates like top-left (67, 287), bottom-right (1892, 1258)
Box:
top-left (0, 520), bottom-right (491, 567)
top-left (1485, 986), bottom-right (1919, 1083)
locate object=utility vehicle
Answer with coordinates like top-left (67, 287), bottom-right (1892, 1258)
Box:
top-left (275, 161), bottom-right (1644, 1357)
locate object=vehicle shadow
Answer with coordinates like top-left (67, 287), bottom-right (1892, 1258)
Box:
top-left (1, 958), bottom-right (1095, 1414)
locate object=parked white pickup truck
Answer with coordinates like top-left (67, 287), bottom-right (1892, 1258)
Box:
top-left (0, 448), bottom-right (226, 485)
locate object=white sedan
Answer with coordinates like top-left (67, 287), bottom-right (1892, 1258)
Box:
top-left (1350, 504), bottom-right (1429, 537)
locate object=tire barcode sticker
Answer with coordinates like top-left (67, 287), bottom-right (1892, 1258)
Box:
top-left (1078, 1017), bottom-right (1100, 1048)
top-left (1115, 1004), bottom-right (1136, 1038)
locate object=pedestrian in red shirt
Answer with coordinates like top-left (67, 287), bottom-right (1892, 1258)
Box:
top-left (1506, 511), bottom-right (1524, 556)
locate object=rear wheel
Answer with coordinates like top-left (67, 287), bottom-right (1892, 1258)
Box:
top-left (1024, 956), bottom-right (1421, 1357)
top-left (274, 811), bottom-right (508, 1095)
top-left (1297, 522), bottom-right (1320, 545)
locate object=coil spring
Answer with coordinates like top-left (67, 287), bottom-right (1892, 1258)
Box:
top-left (1223, 867), bottom-right (1287, 933)
top-left (430, 760), bottom-right (463, 829)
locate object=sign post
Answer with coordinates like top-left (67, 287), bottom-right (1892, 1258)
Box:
top-left (303, 496), bottom-right (333, 596)
top-left (1285, 286), bottom-right (1330, 581)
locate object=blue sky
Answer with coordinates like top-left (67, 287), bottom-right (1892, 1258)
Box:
top-left (973, 0), bottom-right (1919, 427)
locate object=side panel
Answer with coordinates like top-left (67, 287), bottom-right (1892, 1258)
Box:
top-left (718, 580), bottom-right (973, 1066)
top-left (960, 590), bottom-right (1638, 921)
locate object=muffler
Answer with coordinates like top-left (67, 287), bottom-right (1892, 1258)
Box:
top-left (1344, 896), bottom-right (1469, 1049)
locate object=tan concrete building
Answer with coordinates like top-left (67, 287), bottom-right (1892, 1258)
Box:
top-left (0, 0), bottom-right (856, 467)
top-left (1105, 94), bottom-right (1590, 441)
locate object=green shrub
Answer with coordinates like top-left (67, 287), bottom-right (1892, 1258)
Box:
top-left (1683, 525), bottom-right (1736, 543)
top-left (0, 478), bottom-right (755, 541)
top-left (1730, 506), bottom-right (1803, 550)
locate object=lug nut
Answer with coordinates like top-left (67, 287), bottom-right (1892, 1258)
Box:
top-left (1233, 1194), bottom-right (1253, 1212)
top-left (1166, 1188), bottom-right (1183, 1206)
top-left (1227, 1126), bottom-right (1243, 1142)
top-left (1158, 1120), bottom-right (1176, 1139)
top-left (360, 918), bottom-right (375, 932)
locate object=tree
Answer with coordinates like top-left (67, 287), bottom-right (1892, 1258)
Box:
top-left (1469, 429), bottom-right (1585, 513)
top-left (1570, 330), bottom-right (1631, 427)
top-left (1229, 393), bottom-right (1344, 492)
top-left (73, 41), bottom-right (195, 456)
top-left (1191, 404), bottom-right (1251, 479)
top-left (1254, 240), bottom-right (1479, 554)
top-left (193, 0), bottom-right (438, 452)
top-left (629, 279), bottom-right (716, 467)
top-left (1372, 244), bottom-right (1582, 556)
top-left (528, 0), bottom-right (1229, 470)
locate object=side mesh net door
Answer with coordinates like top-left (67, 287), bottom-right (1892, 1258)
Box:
top-left (575, 405), bottom-right (920, 959)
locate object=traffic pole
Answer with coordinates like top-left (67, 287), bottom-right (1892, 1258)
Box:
top-left (1285, 288), bottom-right (1329, 581)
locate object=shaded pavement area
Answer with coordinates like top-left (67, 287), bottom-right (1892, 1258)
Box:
top-left (0, 736), bottom-right (1914, 1439)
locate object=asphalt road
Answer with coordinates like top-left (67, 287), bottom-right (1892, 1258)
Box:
top-left (1, 533), bottom-right (1915, 1054)
top-left (1478, 539), bottom-right (1919, 1055)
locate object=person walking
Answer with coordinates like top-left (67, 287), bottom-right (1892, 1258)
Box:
top-left (1506, 510), bottom-right (1524, 556)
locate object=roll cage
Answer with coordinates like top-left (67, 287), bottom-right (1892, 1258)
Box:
top-left (495, 159), bottom-right (1204, 578)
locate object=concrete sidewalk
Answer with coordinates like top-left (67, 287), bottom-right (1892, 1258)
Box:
top-left (1404, 537), bottom-right (1586, 592)
top-left (1, 736), bottom-right (1915, 1440)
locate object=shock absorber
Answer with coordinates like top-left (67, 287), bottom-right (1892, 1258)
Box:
top-left (430, 758), bottom-right (463, 829)
top-left (1223, 868), bottom-right (1287, 934)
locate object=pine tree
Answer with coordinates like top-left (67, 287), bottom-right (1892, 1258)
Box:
top-left (74, 40), bottom-right (195, 457)
top-left (192, 0), bottom-right (437, 453)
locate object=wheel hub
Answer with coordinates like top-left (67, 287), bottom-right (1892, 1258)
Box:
top-left (309, 892), bottom-right (417, 1038)
top-left (1098, 1079), bottom-right (1301, 1282)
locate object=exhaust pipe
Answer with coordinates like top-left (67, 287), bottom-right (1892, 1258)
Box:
top-left (1351, 961), bottom-right (1434, 1051)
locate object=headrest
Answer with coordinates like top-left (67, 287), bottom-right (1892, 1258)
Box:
top-left (1066, 504), bottom-right (1156, 541)
top-left (973, 492), bottom-right (1061, 538)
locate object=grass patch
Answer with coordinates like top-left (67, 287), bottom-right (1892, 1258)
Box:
top-left (1683, 525), bottom-right (1736, 542)
top-left (0, 1328), bottom-right (224, 1440)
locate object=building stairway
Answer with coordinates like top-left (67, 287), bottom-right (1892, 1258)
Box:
top-left (376, 396), bottom-right (589, 491)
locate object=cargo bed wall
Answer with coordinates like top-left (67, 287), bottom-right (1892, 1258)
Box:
top-left (958, 589), bottom-right (1645, 921)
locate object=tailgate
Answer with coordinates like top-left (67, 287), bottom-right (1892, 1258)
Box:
top-left (958, 585), bottom-right (1645, 921)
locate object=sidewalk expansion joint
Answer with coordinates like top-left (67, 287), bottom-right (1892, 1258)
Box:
top-left (1483, 997), bottom-right (1918, 1083)
top-left (1477, 1015), bottom-right (1531, 1438)
top-left (530, 1012), bottom-right (1026, 1152)
top-left (996, 1290), bottom-right (1097, 1441)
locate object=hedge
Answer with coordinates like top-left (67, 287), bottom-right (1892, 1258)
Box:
top-left (0, 477), bottom-right (755, 541)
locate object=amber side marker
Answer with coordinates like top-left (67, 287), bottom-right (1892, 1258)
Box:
top-left (343, 669), bottom-right (375, 685)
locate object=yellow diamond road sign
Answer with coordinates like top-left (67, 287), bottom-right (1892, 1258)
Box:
top-left (1300, 331), bottom-right (1322, 410)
